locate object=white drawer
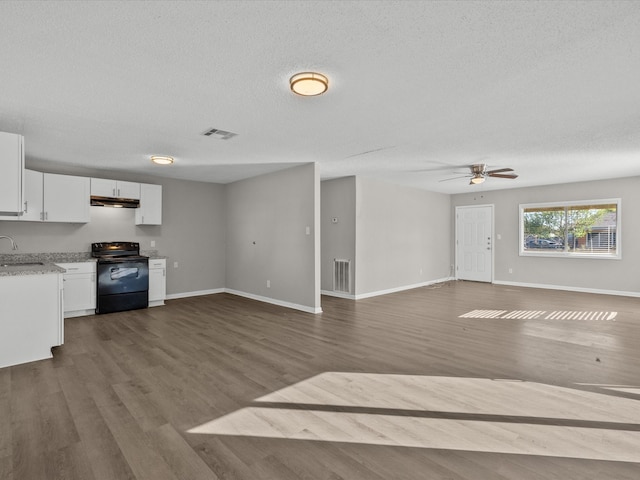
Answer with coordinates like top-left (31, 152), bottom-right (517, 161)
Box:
top-left (149, 259), bottom-right (166, 269)
top-left (55, 262), bottom-right (96, 274)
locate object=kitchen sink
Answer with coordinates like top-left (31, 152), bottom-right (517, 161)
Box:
top-left (0, 262), bottom-right (45, 267)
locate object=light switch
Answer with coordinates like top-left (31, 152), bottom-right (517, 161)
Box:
top-left (305, 226), bottom-right (311, 235)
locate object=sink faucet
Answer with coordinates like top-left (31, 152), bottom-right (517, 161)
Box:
top-left (0, 235), bottom-right (19, 250)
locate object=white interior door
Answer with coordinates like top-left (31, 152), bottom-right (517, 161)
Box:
top-left (456, 205), bottom-right (493, 282)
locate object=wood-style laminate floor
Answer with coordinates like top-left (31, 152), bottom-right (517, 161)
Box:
top-left (2, 281), bottom-right (640, 479)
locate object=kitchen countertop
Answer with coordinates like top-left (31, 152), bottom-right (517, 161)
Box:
top-left (0, 250), bottom-right (166, 276)
top-left (0, 252), bottom-right (91, 276)
top-left (0, 262), bottom-right (66, 277)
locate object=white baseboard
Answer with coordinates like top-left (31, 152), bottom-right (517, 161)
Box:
top-left (224, 289), bottom-right (322, 314)
top-left (165, 288), bottom-right (224, 300)
top-left (63, 308), bottom-right (96, 319)
top-left (166, 288), bottom-right (322, 314)
top-left (493, 280), bottom-right (640, 298)
top-left (321, 290), bottom-right (356, 300)
top-left (322, 277), bottom-right (454, 300)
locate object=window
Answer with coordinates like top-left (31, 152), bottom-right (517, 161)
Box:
top-left (519, 199), bottom-right (620, 259)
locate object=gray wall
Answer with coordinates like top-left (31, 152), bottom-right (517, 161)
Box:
top-left (451, 176), bottom-right (640, 294)
top-left (355, 177), bottom-right (452, 296)
top-left (320, 176), bottom-right (356, 293)
top-left (0, 162), bottom-right (226, 296)
top-left (225, 163), bottom-right (320, 311)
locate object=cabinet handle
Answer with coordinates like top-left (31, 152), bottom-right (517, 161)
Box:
top-left (67, 267), bottom-right (80, 271)
top-left (45, 212), bottom-right (48, 221)
top-left (24, 201), bottom-right (28, 213)
top-left (117, 188), bottom-right (120, 197)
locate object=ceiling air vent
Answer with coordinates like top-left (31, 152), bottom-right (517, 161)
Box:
top-left (202, 128), bottom-right (237, 140)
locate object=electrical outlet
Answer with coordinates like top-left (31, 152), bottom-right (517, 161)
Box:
top-left (509, 268), bottom-right (513, 274)
top-left (174, 261), bottom-right (178, 268)
top-left (267, 280), bottom-right (271, 288)
top-left (150, 240), bottom-right (156, 247)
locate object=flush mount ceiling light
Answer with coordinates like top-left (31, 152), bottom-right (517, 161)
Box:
top-left (470, 175), bottom-right (485, 185)
top-left (151, 155), bottom-right (174, 165)
top-left (290, 72), bottom-right (329, 96)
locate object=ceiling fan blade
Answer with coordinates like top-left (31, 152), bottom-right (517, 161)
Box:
top-left (486, 167), bottom-right (514, 174)
top-left (488, 173), bottom-right (518, 179)
top-left (439, 175), bottom-right (470, 182)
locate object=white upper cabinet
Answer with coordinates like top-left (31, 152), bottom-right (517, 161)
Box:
top-left (135, 183), bottom-right (162, 225)
top-left (91, 178), bottom-right (140, 199)
top-left (5, 170), bottom-right (90, 223)
top-left (20, 169), bottom-right (44, 221)
top-left (43, 173), bottom-right (90, 223)
top-left (0, 131), bottom-right (24, 215)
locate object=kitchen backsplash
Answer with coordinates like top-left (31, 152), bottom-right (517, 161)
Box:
top-left (0, 250), bottom-right (159, 263)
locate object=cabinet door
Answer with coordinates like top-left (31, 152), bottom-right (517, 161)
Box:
top-left (91, 178), bottom-right (140, 199)
top-left (21, 169), bottom-right (44, 221)
top-left (56, 262), bottom-right (96, 316)
top-left (0, 131), bottom-right (24, 215)
top-left (149, 260), bottom-right (166, 303)
top-left (62, 273), bottom-right (96, 312)
top-left (135, 183), bottom-right (162, 225)
top-left (90, 178), bottom-right (118, 197)
top-left (0, 169), bottom-right (43, 221)
top-left (44, 173), bottom-right (90, 223)
top-left (116, 181), bottom-right (140, 200)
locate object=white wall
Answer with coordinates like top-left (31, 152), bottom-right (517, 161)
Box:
top-left (225, 163), bottom-right (320, 313)
top-left (354, 177), bottom-right (452, 297)
top-left (321, 177), bottom-right (356, 293)
top-left (451, 176), bottom-right (640, 295)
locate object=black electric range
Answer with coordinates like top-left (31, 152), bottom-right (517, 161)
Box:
top-left (92, 242), bottom-right (149, 314)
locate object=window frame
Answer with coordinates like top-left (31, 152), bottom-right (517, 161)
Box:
top-left (519, 198), bottom-right (621, 260)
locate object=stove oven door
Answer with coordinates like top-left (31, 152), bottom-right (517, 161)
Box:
top-left (96, 258), bottom-right (149, 314)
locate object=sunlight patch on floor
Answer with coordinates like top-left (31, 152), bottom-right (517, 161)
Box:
top-left (576, 383), bottom-right (640, 396)
top-left (187, 373), bottom-right (640, 463)
top-left (459, 310), bottom-right (617, 320)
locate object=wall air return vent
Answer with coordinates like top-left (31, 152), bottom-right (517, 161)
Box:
top-left (202, 128), bottom-right (237, 140)
top-left (333, 259), bottom-right (351, 294)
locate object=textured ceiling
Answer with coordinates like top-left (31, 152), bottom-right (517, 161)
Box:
top-left (1, 0), bottom-right (639, 193)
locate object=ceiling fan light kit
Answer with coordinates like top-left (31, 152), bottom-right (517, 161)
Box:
top-left (290, 72), bottom-right (329, 96)
top-left (150, 155), bottom-right (174, 165)
top-left (442, 163), bottom-right (518, 186)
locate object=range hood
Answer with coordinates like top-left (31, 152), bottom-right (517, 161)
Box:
top-left (90, 195), bottom-right (140, 208)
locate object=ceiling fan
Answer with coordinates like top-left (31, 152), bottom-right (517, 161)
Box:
top-left (441, 164), bottom-right (518, 185)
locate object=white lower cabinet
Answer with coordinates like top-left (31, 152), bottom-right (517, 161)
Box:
top-left (55, 262), bottom-right (96, 318)
top-left (0, 273), bottom-right (63, 369)
top-left (149, 258), bottom-right (166, 306)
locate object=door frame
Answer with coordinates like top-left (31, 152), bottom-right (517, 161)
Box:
top-left (455, 204), bottom-right (495, 283)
